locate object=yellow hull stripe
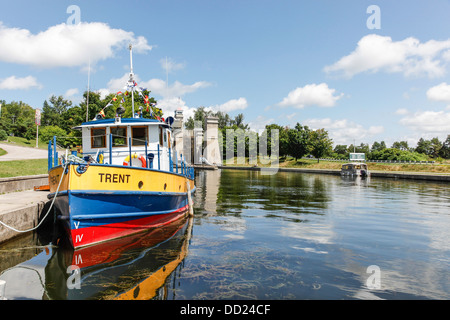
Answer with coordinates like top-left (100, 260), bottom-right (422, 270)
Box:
top-left (48, 164), bottom-right (194, 194)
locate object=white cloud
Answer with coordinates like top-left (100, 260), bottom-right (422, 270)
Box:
top-left (304, 118), bottom-right (384, 145)
top-left (0, 22), bottom-right (152, 68)
top-left (64, 88), bottom-right (79, 97)
top-left (426, 82), bottom-right (450, 102)
top-left (324, 34), bottom-right (450, 78)
top-left (399, 110), bottom-right (450, 136)
top-left (248, 115), bottom-right (275, 133)
top-left (160, 97), bottom-right (248, 123)
top-left (0, 75), bottom-right (42, 90)
top-left (97, 88), bottom-right (111, 100)
top-left (278, 83), bottom-right (343, 109)
top-left (101, 73), bottom-right (211, 99)
top-left (104, 73), bottom-right (133, 93)
top-left (286, 112), bottom-right (297, 120)
top-left (157, 97), bottom-right (196, 120)
top-left (160, 58), bottom-right (185, 73)
top-left (395, 108), bottom-right (409, 115)
top-left (142, 79), bottom-right (211, 98)
top-left (209, 97), bottom-right (248, 113)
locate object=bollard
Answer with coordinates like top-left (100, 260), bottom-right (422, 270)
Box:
top-left (0, 279), bottom-right (6, 300)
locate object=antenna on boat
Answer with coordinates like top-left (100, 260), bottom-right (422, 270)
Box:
top-left (86, 58), bottom-right (90, 122)
top-left (166, 56), bottom-right (169, 97)
top-left (129, 43), bottom-right (135, 116)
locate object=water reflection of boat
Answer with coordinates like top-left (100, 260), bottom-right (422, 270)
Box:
top-left (340, 175), bottom-right (371, 187)
top-left (44, 216), bottom-right (192, 300)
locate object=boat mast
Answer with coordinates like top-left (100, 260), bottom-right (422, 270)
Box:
top-left (128, 44), bottom-right (135, 117)
top-left (86, 58), bottom-right (90, 122)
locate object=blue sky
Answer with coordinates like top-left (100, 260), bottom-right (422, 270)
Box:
top-left (1, 0), bottom-right (450, 147)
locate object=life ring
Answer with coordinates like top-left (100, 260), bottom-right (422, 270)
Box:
top-left (123, 153), bottom-right (146, 168)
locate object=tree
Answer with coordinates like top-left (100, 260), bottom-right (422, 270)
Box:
top-left (371, 141), bottom-right (386, 152)
top-left (0, 129), bottom-right (7, 141)
top-left (415, 137), bottom-right (444, 158)
top-left (0, 101), bottom-right (35, 138)
top-left (261, 124), bottom-right (289, 158)
top-left (231, 113), bottom-right (249, 130)
top-left (216, 111), bottom-right (231, 129)
top-left (391, 141), bottom-right (409, 151)
top-left (184, 106), bottom-right (212, 130)
top-left (429, 137), bottom-right (442, 158)
top-left (185, 108), bottom-right (249, 131)
top-left (79, 90), bottom-right (159, 123)
top-left (287, 123), bottom-right (311, 161)
top-left (415, 138), bottom-right (432, 156)
top-left (332, 144), bottom-right (348, 160)
top-left (440, 135), bottom-right (450, 159)
top-left (39, 125), bottom-right (67, 146)
top-left (369, 148), bottom-right (428, 161)
top-left (334, 145), bottom-right (348, 155)
top-left (310, 128), bottom-right (333, 162)
top-left (42, 95), bottom-right (72, 127)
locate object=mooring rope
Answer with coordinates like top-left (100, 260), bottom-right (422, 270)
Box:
top-left (0, 161), bottom-right (68, 233)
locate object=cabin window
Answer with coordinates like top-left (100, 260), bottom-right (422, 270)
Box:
top-left (159, 126), bottom-right (163, 146)
top-left (91, 128), bottom-right (106, 148)
top-left (111, 127), bottom-right (127, 147)
top-left (132, 126), bottom-right (148, 146)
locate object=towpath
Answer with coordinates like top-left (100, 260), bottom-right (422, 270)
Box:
top-left (0, 143), bottom-right (48, 161)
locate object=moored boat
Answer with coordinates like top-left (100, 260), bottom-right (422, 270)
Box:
top-left (340, 162), bottom-right (370, 177)
top-left (47, 45), bottom-right (195, 248)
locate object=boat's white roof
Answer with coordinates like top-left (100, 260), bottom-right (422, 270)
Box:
top-left (342, 162), bottom-right (368, 165)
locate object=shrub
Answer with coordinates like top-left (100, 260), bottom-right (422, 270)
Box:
top-left (0, 129), bottom-right (7, 141)
top-left (369, 148), bottom-right (428, 162)
top-left (39, 126), bottom-right (67, 145)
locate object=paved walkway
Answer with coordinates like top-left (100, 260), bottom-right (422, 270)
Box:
top-left (0, 190), bottom-right (49, 215)
top-left (0, 143), bottom-right (48, 161)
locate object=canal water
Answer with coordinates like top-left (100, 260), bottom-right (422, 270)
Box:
top-left (0, 169), bottom-right (448, 300)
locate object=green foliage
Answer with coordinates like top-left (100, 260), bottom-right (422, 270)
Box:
top-left (369, 148), bottom-right (428, 162)
top-left (309, 128), bottom-right (333, 162)
top-left (1, 94), bottom-right (449, 163)
top-left (39, 125), bottom-right (67, 145)
top-left (260, 124), bottom-right (289, 158)
top-left (0, 129), bottom-right (7, 141)
top-left (391, 140), bottom-right (409, 151)
top-left (185, 107), bottom-right (248, 131)
top-left (42, 95), bottom-right (72, 128)
top-left (85, 90), bottom-right (160, 121)
top-left (0, 101), bottom-right (35, 138)
top-left (415, 137), bottom-right (444, 158)
top-left (441, 135), bottom-right (450, 159)
top-left (287, 123), bottom-right (311, 160)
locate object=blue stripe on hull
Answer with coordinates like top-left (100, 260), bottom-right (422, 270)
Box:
top-left (53, 189), bottom-right (195, 231)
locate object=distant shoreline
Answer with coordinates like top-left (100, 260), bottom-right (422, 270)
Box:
top-left (194, 164), bottom-right (450, 182)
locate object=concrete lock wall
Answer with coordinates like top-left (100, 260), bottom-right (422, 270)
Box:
top-left (0, 175), bottom-right (49, 244)
top-left (0, 200), bottom-right (47, 244)
top-left (0, 175), bottom-right (48, 194)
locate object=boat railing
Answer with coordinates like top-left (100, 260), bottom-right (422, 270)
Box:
top-left (48, 135), bottom-right (194, 180)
